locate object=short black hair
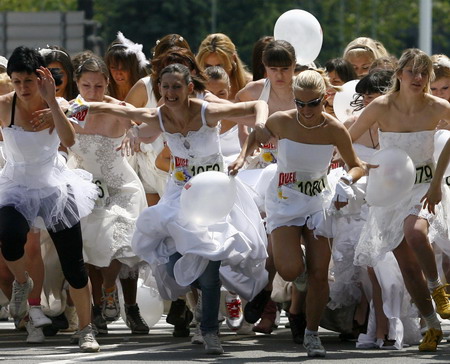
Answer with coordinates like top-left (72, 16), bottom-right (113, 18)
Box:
top-left (355, 69), bottom-right (394, 95)
top-left (7, 46), bottom-right (45, 77)
top-left (324, 58), bottom-right (357, 83)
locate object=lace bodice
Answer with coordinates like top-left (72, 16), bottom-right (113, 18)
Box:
top-left (70, 134), bottom-right (130, 188)
top-left (379, 130), bottom-right (435, 165)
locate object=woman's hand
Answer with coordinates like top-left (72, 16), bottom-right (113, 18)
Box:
top-left (228, 156), bottom-right (245, 176)
top-left (421, 185), bottom-right (442, 214)
top-left (254, 123), bottom-right (271, 146)
top-left (31, 108), bottom-right (55, 133)
top-left (36, 66), bottom-right (56, 104)
top-left (116, 126), bottom-right (140, 156)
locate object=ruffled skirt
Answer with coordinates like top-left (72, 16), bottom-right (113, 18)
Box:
top-left (132, 178), bottom-right (268, 301)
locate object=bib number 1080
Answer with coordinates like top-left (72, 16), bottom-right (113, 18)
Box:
top-left (190, 164), bottom-right (221, 176)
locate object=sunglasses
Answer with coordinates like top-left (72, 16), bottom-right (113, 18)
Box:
top-left (294, 96), bottom-right (323, 108)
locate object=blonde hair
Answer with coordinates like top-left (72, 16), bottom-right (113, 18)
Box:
top-left (196, 33), bottom-right (249, 96)
top-left (293, 69), bottom-right (339, 96)
top-left (431, 54), bottom-right (450, 81)
top-left (388, 48), bottom-right (433, 94)
top-left (343, 37), bottom-right (389, 62)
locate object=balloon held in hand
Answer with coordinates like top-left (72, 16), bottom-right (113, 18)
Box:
top-left (365, 147), bottom-right (415, 206)
top-left (180, 171), bottom-right (237, 226)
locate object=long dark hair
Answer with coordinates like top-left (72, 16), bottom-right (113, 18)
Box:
top-left (152, 48), bottom-right (206, 99)
top-left (104, 41), bottom-right (148, 99)
top-left (158, 63), bottom-right (205, 95)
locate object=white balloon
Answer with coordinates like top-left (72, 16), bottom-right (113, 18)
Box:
top-left (333, 80), bottom-right (362, 122)
top-left (274, 9), bottom-right (323, 65)
top-left (434, 129), bottom-right (450, 178)
top-left (365, 147), bottom-right (416, 207)
top-left (180, 171), bottom-right (237, 226)
top-left (136, 279), bottom-right (164, 328)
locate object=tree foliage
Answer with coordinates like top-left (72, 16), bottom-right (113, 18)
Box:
top-left (3, 0), bottom-right (449, 70)
top-left (91, 0), bottom-right (450, 69)
top-left (0, 0), bottom-right (76, 12)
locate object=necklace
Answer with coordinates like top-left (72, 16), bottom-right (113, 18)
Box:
top-left (296, 112), bottom-right (326, 129)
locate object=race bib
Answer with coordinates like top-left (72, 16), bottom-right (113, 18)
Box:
top-left (172, 155), bottom-right (224, 186)
top-left (259, 143), bottom-right (277, 164)
top-left (93, 177), bottom-right (110, 207)
top-left (415, 162), bottom-right (434, 184)
top-left (277, 171), bottom-right (328, 198)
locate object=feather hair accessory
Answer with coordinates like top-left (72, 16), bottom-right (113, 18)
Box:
top-left (115, 31), bottom-right (149, 69)
top-left (435, 56), bottom-right (450, 70)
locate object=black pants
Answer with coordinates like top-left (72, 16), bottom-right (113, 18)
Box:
top-left (0, 206), bottom-right (88, 289)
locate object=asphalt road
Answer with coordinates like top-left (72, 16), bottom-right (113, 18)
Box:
top-left (1, 314), bottom-right (450, 363)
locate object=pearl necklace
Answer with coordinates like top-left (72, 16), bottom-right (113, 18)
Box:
top-left (296, 112), bottom-right (326, 129)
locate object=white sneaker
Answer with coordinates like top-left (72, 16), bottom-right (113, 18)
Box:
top-left (10, 273), bottom-right (33, 319)
top-left (191, 322), bottom-right (204, 344)
top-left (203, 332), bottom-right (224, 355)
top-left (225, 293), bottom-right (243, 331)
top-left (29, 306), bottom-right (52, 328)
top-left (78, 324), bottom-right (100, 352)
top-left (0, 306), bottom-right (9, 321)
top-left (236, 320), bottom-right (255, 335)
top-left (26, 320), bottom-right (45, 343)
top-left (303, 333), bottom-right (326, 357)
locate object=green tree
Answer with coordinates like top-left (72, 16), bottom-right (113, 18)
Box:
top-left (91, 0), bottom-right (450, 69)
top-left (0, 0), bottom-right (76, 11)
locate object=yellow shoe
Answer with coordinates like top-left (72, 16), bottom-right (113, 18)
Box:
top-left (418, 327), bottom-right (442, 352)
top-left (432, 285), bottom-right (450, 319)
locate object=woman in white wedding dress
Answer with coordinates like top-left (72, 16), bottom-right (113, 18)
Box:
top-left (350, 48), bottom-right (450, 352)
top-left (230, 69), bottom-right (367, 358)
top-left (68, 53), bottom-right (147, 331)
top-left (86, 63), bottom-right (269, 355)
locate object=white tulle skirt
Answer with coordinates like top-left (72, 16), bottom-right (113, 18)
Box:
top-left (0, 155), bottom-right (97, 232)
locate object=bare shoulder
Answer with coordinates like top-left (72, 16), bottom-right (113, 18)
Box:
top-left (235, 79), bottom-right (265, 101)
top-left (266, 109), bottom-right (294, 134)
top-left (425, 93), bottom-right (450, 110)
top-left (324, 112), bottom-right (346, 128)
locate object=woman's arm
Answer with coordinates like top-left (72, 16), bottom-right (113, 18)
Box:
top-left (347, 99), bottom-right (381, 142)
top-left (421, 138), bottom-right (450, 213)
top-left (333, 122), bottom-right (366, 181)
top-left (36, 67), bottom-right (75, 147)
top-left (206, 100), bottom-right (269, 128)
top-left (228, 115), bottom-right (277, 175)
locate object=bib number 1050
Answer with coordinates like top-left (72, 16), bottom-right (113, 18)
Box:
top-left (190, 163), bottom-right (221, 176)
